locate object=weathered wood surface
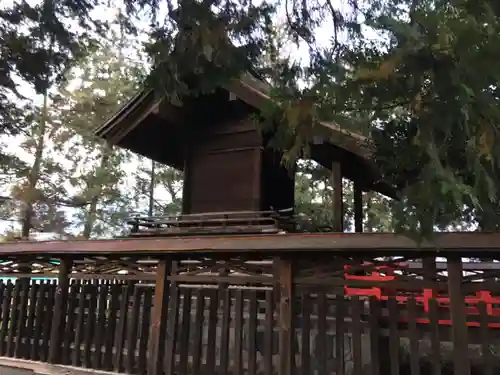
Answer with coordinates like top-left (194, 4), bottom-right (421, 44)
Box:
top-left (0, 255), bottom-right (496, 375)
top-left (1, 232), bottom-right (500, 255)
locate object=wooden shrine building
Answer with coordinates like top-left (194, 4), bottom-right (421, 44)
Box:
top-left (95, 71), bottom-right (397, 231)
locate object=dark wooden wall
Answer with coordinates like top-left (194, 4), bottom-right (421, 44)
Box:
top-left (182, 93), bottom-right (295, 214)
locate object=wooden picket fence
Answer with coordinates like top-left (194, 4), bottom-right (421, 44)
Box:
top-left (0, 276), bottom-right (498, 375)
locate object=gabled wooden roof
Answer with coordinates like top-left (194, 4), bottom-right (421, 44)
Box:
top-left (95, 72), bottom-right (398, 198)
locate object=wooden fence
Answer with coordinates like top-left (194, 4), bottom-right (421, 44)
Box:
top-left (0, 256), bottom-right (498, 375)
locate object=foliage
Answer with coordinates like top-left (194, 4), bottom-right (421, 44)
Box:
top-left (0, 0), bottom-right (101, 138)
top-left (282, 0), bottom-right (500, 236)
top-left (4, 0), bottom-right (499, 238)
top-left (295, 160), bottom-right (393, 232)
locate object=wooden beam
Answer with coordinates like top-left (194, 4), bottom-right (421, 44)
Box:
top-left (447, 257), bottom-right (470, 375)
top-left (5, 232), bottom-right (500, 254)
top-left (354, 183), bottom-right (363, 233)
top-left (332, 162), bottom-right (343, 232)
top-left (147, 258), bottom-right (171, 375)
top-left (48, 258), bottom-right (73, 364)
top-left (423, 256), bottom-right (437, 297)
top-left (181, 149), bottom-right (192, 215)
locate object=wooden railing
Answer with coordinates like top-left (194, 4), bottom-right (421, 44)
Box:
top-left (0, 250), bottom-right (496, 375)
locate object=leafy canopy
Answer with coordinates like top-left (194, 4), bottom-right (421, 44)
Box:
top-left (3, 0), bottom-right (500, 237)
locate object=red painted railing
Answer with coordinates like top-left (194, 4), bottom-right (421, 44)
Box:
top-left (344, 264), bottom-right (500, 328)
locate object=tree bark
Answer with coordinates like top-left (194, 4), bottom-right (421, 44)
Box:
top-left (82, 144), bottom-right (111, 238)
top-left (21, 87), bottom-right (49, 239)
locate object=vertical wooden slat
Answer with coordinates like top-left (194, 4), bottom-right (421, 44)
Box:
top-left (192, 288), bottom-right (206, 375)
top-left (0, 281), bottom-right (4, 337)
top-left (114, 281), bottom-right (133, 372)
top-left (49, 258), bottom-right (72, 363)
top-left (478, 302), bottom-right (493, 375)
top-left (428, 298), bottom-right (441, 375)
top-left (83, 282), bottom-right (98, 368)
top-left (164, 265), bottom-right (180, 375)
top-left (62, 280), bottom-right (78, 365)
top-left (206, 289), bottom-right (219, 375)
top-left (264, 290), bottom-right (274, 375)
top-left (278, 258), bottom-right (294, 375)
top-left (148, 259), bottom-right (171, 375)
top-left (41, 281), bottom-right (56, 361)
top-left (331, 161), bottom-right (343, 232)
top-left (6, 281), bottom-right (21, 357)
top-left (24, 282), bottom-right (39, 360)
top-left (137, 287), bottom-right (152, 375)
top-left (300, 293), bottom-right (311, 375)
top-left (350, 295), bottom-right (363, 375)
top-left (368, 297), bottom-right (380, 375)
top-left (447, 257), bottom-right (470, 375)
top-left (0, 281), bottom-right (13, 356)
top-left (125, 285), bottom-right (141, 374)
top-left (72, 281), bottom-right (86, 367)
top-left (14, 278), bottom-right (30, 358)
top-left (164, 262), bottom-right (180, 375)
top-left (423, 256), bottom-right (437, 297)
top-left (335, 292), bottom-right (345, 375)
top-left (31, 281), bottom-right (46, 361)
top-left (219, 287), bottom-right (231, 375)
top-left (103, 284), bottom-right (120, 371)
top-left (407, 298), bottom-right (420, 375)
top-left (94, 283), bottom-right (109, 369)
top-left (388, 297), bottom-right (400, 375)
top-left (353, 183), bottom-right (363, 232)
top-left (178, 288), bottom-right (192, 375)
top-left (233, 290), bottom-right (243, 375)
top-left (247, 290), bottom-right (258, 375)
top-left (317, 291), bottom-right (327, 375)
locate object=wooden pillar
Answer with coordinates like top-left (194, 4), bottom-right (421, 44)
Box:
top-left (182, 152), bottom-right (192, 215)
top-left (423, 255), bottom-right (437, 296)
top-left (48, 258), bottom-right (73, 363)
top-left (148, 258), bottom-right (172, 375)
top-left (164, 261), bottom-right (179, 375)
top-left (353, 183), bottom-right (363, 233)
top-left (277, 257), bottom-right (294, 375)
top-left (447, 256), bottom-right (470, 375)
top-left (331, 162), bottom-right (343, 232)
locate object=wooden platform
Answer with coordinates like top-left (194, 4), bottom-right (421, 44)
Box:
top-left (127, 210), bottom-right (294, 237)
top-left (0, 232), bottom-right (498, 256)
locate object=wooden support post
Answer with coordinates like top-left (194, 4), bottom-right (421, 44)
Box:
top-left (335, 258), bottom-right (346, 375)
top-left (277, 257), bottom-right (294, 375)
top-left (423, 255), bottom-right (437, 297)
top-left (447, 256), bottom-right (470, 375)
top-left (148, 258), bottom-right (171, 375)
top-left (331, 162), bottom-right (343, 232)
top-left (164, 261), bottom-right (179, 375)
top-left (182, 153), bottom-right (192, 215)
top-left (48, 258), bottom-right (73, 364)
top-left (353, 184), bottom-right (363, 233)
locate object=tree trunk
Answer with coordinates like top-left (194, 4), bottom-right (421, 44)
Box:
top-left (365, 191), bottom-right (375, 232)
top-left (477, 206), bottom-right (497, 231)
top-left (21, 88), bottom-right (50, 239)
top-left (82, 144), bottom-right (112, 238)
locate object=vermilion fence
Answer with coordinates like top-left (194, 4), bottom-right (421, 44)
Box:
top-left (344, 264), bottom-right (500, 328)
